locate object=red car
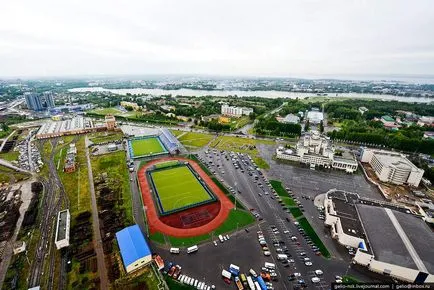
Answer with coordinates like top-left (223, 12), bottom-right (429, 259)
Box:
top-left (168, 266), bottom-right (176, 277)
top-left (223, 278), bottom-right (231, 285)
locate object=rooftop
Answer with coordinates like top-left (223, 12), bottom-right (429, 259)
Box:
top-left (374, 153), bottom-right (417, 170)
top-left (116, 225), bottom-right (151, 267)
top-left (56, 210), bottom-right (69, 241)
top-left (381, 115), bottom-right (395, 122)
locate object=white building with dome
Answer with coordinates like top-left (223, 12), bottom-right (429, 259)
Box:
top-left (276, 131), bottom-right (358, 173)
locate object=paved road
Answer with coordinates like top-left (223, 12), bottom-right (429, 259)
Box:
top-left (0, 159), bottom-right (32, 174)
top-left (0, 129), bottom-right (16, 152)
top-left (85, 136), bottom-right (109, 290)
top-left (174, 149), bottom-right (375, 289)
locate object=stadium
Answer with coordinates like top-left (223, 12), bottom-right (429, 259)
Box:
top-left (137, 157), bottom-right (234, 237)
top-left (127, 128), bottom-right (180, 158)
top-left (147, 161), bottom-right (217, 215)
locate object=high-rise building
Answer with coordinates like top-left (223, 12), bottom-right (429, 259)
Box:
top-left (24, 92), bottom-right (43, 111)
top-left (42, 91), bottom-right (55, 108)
top-left (24, 91), bottom-right (55, 111)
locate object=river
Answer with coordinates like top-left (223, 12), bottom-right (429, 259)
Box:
top-left (68, 87), bottom-right (433, 103)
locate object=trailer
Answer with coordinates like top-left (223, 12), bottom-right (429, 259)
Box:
top-left (247, 276), bottom-right (256, 290)
top-left (222, 269), bottom-right (232, 280)
top-left (235, 276), bottom-right (244, 290)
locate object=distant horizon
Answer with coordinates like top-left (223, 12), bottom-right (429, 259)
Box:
top-left (2, 73), bottom-right (434, 84)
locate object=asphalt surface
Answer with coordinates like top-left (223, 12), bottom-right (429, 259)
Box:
top-left (152, 148), bottom-right (375, 290)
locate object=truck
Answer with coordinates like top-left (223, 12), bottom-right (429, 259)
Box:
top-left (229, 264), bottom-right (240, 276)
top-left (222, 269), bottom-right (232, 280)
top-left (247, 276), bottom-right (256, 290)
top-left (255, 276), bottom-right (268, 290)
top-left (235, 276), bottom-right (244, 290)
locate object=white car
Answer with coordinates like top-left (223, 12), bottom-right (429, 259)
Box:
top-left (311, 277), bottom-right (320, 283)
top-left (263, 251), bottom-right (271, 256)
top-left (315, 269), bottom-right (323, 276)
top-left (213, 241), bottom-right (218, 246)
top-left (305, 261), bottom-right (313, 266)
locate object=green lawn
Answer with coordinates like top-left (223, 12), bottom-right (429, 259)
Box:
top-left (210, 135), bottom-right (275, 155)
top-left (92, 150), bottom-right (133, 224)
top-left (342, 275), bottom-right (361, 283)
top-left (151, 166), bottom-right (213, 213)
top-left (270, 180), bottom-right (330, 258)
top-left (178, 132), bottom-right (214, 148)
top-left (253, 156), bottom-right (270, 169)
top-left (213, 209), bottom-right (255, 235)
top-left (89, 132), bottom-right (123, 144)
top-left (0, 151), bottom-right (20, 162)
top-left (131, 137), bottom-right (166, 156)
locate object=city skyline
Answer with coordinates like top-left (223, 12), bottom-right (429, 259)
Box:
top-left (1, 0), bottom-right (434, 78)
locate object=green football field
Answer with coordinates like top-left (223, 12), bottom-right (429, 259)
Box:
top-left (131, 137), bottom-right (166, 156)
top-left (151, 166), bottom-right (213, 213)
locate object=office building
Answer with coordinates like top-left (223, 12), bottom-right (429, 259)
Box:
top-left (116, 225), bottom-right (152, 273)
top-left (221, 104), bottom-right (253, 117)
top-left (276, 131), bottom-right (358, 172)
top-left (360, 148), bottom-right (424, 187)
top-left (24, 92), bottom-right (43, 111)
top-left (24, 91), bottom-right (55, 111)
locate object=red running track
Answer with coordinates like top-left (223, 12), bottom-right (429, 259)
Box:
top-left (137, 157), bottom-right (234, 237)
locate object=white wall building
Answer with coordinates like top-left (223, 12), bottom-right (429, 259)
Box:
top-left (55, 209), bottom-right (70, 250)
top-left (360, 148), bottom-right (424, 187)
top-left (221, 104), bottom-right (253, 117)
top-left (276, 132), bottom-right (358, 172)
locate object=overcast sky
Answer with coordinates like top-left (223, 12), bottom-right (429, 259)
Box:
top-left (1, 0), bottom-right (434, 78)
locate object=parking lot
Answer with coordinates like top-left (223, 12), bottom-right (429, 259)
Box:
top-left (154, 148), bottom-right (376, 289)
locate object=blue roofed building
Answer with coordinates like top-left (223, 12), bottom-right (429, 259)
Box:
top-left (115, 225), bottom-right (152, 273)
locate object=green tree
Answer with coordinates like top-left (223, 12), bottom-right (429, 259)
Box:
top-left (319, 120), bottom-right (324, 133)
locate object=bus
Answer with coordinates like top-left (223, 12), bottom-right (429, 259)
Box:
top-left (187, 245), bottom-right (198, 254)
top-left (255, 276), bottom-right (267, 290)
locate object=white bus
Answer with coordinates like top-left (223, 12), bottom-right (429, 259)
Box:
top-left (170, 247), bottom-right (180, 254)
top-left (187, 245), bottom-right (198, 254)
top-left (264, 262), bottom-right (276, 270)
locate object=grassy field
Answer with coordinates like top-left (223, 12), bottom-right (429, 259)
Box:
top-left (210, 135), bottom-right (275, 155)
top-left (131, 137), bottom-right (166, 156)
top-left (342, 275), bottom-right (361, 283)
top-left (92, 150), bottom-right (133, 224)
top-left (89, 107), bottom-right (138, 118)
top-left (0, 165), bottom-right (29, 183)
top-left (165, 275), bottom-right (196, 290)
top-left (115, 265), bottom-right (164, 289)
top-left (270, 180), bottom-right (330, 258)
top-left (0, 150), bottom-right (20, 162)
top-left (151, 166), bottom-right (213, 212)
top-left (89, 131), bottom-right (123, 144)
top-left (177, 131), bottom-right (214, 148)
top-left (298, 217), bottom-right (330, 258)
top-left (252, 156), bottom-right (270, 169)
top-left (56, 136), bottom-right (92, 217)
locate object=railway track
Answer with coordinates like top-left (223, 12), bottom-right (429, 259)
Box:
top-left (28, 138), bottom-right (72, 289)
